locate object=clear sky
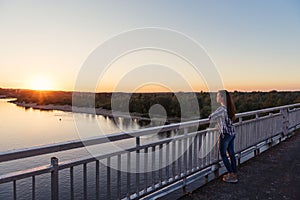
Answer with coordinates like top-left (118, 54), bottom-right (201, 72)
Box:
top-left (0, 0), bottom-right (299, 92)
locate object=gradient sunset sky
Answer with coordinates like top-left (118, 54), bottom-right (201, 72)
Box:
top-left (0, 0), bottom-right (299, 92)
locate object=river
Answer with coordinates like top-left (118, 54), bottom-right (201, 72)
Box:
top-left (0, 98), bottom-right (169, 199)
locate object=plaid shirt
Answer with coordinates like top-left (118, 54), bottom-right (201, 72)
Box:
top-left (209, 106), bottom-right (235, 136)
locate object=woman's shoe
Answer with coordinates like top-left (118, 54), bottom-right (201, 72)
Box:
top-left (222, 173), bottom-right (238, 183)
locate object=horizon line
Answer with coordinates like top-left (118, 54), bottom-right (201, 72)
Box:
top-left (0, 87), bottom-right (299, 93)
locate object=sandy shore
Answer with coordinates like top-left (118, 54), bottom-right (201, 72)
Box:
top-left (12, 101), bottom-right (165, 121)
top-left (2, 98), bottom-right (192, 122)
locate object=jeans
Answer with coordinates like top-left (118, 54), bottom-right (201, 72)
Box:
top-left (219, 134), bottom-right (237, 173)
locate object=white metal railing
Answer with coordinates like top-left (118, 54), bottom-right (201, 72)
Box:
top-left (0, 103), bottom-right (300, 200)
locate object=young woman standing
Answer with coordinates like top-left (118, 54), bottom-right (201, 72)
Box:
top-left (209, 90), bottom-right (238, 183)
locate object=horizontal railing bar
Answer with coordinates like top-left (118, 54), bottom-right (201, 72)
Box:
top-left (0, 133), bottom-right (135, 163)
top-left (137, 162), bottom-right (217, 200)
top-left (1, 103), bottom-right (299, 163)
top-left (236, 130), bottom-right (284, 156)
top-left (288, 123), bottom-right (300, 131)
top-left (142, 129), bottom-right (209, 147)
top-left (0, 165), bottom-right (52, 184)
top-left (289, 108), bottom-right (300, 112)
top-left (0, 119), bottom-right (210, 163)
top-left (58, 129), bottom-right (212, 170)
top-left (116, 118), bottom-right (209, 139)
top-left (236, 103), bottom-right (300, 118)
top-left (235, 112), bottom-right (282, 125)
top-left (235, 132), bottom-right (288, 162)
top-left (58, 149), bottom-right (134, 170)
top-left (58, 134), bottom-right (195, 169)
top-left (59, 157), bottom-right (97, 170)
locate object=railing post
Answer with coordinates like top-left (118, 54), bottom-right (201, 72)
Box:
top-left (182, 128), bottom-right (188, 191)
top-left (238, 117), bottom-right (243, 156)
top-left (254, 147), bottom-right (260, 157)
top-left (212, 164), bottom-right (220, 179)
top-left (281, 108), bottom-right (289, 136)
top-left (237, 153), bottom-right (241, 166)
top-left (136, 137), bottom-right (140, 198)
top-left (204, 174), bottom-right (209, 183)
top-left (51, 157), bottom-right (59, 200)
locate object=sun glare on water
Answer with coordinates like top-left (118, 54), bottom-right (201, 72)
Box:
top-left (30, 77), bottom-right (53, 91)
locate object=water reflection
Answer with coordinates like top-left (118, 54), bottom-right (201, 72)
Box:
top-left (0, 99), bottom-right (168, 152)
top-left (0, 99), bottom-right (195, 200)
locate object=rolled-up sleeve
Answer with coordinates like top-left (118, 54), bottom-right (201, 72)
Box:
top-left (209, 106), bottom-right (226, 134)
top-left (209, 106), bottom-right (225, 120)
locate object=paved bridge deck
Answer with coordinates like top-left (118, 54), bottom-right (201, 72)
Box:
top-left (178, 130), bottom-right (300, 200)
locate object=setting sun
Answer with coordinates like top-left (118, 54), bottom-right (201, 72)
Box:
top-left (30, 77), bottom-right (53, 91)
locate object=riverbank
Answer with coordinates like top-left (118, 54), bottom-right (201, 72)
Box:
top-left (12, 101), bottom-right (151, 120)
top-left (11, 100), bottom-right (182, 123)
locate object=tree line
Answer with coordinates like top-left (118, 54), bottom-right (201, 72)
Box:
top-left (1, 88), bottom-right (299, 121)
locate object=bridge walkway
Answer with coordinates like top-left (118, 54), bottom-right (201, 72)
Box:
top-left (178, 130), bottom-right (300, 200)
